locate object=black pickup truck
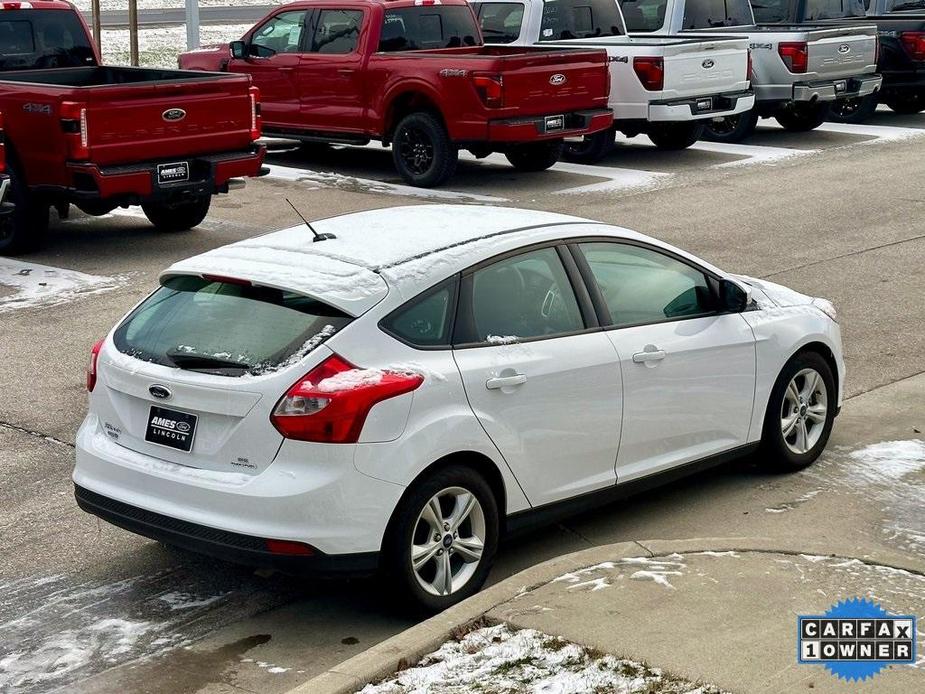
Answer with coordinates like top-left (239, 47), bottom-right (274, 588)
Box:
top-left (751, 0), bottom-right (925, 121)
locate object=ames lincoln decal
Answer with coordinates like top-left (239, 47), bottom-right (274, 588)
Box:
top-left (798, 598), bottom-right (917, 682)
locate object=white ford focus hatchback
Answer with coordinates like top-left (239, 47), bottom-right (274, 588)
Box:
top-left (75, 205), bottom-right (844, 610)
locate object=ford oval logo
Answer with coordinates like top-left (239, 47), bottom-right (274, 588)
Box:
top-left (176, 422), bottom-right (191, 433)
top-left (549, 73), bottom-right (567, 86)
top-left (162, 108), bottom-right (186, 122)
top-left (149, 384), bottom-right (172, 400)
top-left (702, 59), bottom-right (715, 69)
top-left (838, 44), bottom-right (851, 54)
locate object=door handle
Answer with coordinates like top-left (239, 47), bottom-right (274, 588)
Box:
top-left (337, 68), bottom-right (355, 74)
top-left (279, 66), bottom-right (294, 73)
top-left (632, 348), bottom-right (666, 364)
top-left (486, 373), bottom-right (528, 390)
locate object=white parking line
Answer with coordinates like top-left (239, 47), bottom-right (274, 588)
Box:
top-left (0, 259), bottom-right (123, 314)
top-left (804, 121), bottom-right (925, 143)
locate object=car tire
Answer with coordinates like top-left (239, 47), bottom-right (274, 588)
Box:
top-left (561, 128), bottom-right (615, 163)
top-left (0, 162), bottom-right (49, 256)
top-left (774, 103), bottom-right (830, 132)
top-left (828, 94), bottom-right (878, 124)
top-left (142, 195), bottom-right (212, 233)
top-left (505, 140), bottom-right (564, 171)
top-left (383, 464), bottom-right (499, 613)
top-left (646, 122), bottom-right (705, 150)
top-left (391, 112), bottom-right (458, 188)
top-left (759, 351), bottom-right (836, 473)
top-left (884, 90), bottom-right (925, 115)
top-left (702, 109), bottom-right (759, 143)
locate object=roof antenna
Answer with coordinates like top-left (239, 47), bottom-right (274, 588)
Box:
top-left (286, 199), bottom-right (336, 242)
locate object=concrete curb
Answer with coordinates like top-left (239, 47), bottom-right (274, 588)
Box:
top-left (288, 536), bottom-right (925, 694)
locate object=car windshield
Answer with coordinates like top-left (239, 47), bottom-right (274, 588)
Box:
top-left (803, 0), bottom-right (867, 20)
top-left (539, 0), bottom-right (625, 41)
top-left (0, 10), bottom-right (96, 71)
top-left (379, 6), bottom-right (481, 51)
top-left (113, 276), bottom-right (352, 376)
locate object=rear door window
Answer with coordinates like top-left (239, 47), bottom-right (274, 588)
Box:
top-left (681, 0), bottom-right (753, 28)
top-left (379, 6), bottom-right (480, 51)
top-left (476, 3), bottom-right (526, 44)
top-left (539, 0), bottom-right (625, 41)
top-left (750, 0), bottom-right (790, 23)
top-left (309, 9), bottom-right (363, 54)
top-left (0, 10), bottom-right (95, 70)
top-left (113, 276), bottom-right (352, 376)
top-left (803, 0), bottom-right (867, 19)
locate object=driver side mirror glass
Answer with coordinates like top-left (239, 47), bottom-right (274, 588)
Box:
top-left (719, 279), bottom-right (751, 313)
top-left (230, 40), bottom-right (248, 60)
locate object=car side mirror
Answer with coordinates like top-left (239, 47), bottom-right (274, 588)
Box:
top-left (719, 278), bottom-right (751, 313)
top-left (230, 41), bottom-right (248, 60)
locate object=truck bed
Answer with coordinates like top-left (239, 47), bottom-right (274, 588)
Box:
top-left (0, 66), bottom-right (235, 88)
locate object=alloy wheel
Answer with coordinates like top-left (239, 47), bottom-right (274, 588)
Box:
top-left (397, 126), bottom-right (434, 176)
top-left (780, 368), bottom-right (828, 455)
top-left (410, 486), bottom-right (485, 597)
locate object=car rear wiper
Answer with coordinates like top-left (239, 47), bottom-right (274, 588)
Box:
top-left (166, 350), bottom-right (251, 372)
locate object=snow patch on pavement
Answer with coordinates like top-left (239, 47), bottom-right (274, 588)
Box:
top-left (359, 623), bottom-right (727, 694)
top-left (0, 259), bottom-right (124, 314)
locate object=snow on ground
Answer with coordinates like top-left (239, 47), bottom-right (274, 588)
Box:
top-left (359, 623), bottom-right (728, 694)
top-left (73, 1), bottom-right (283, 12)
top-left (100, 23), bottom-right (250, 68)
top-left (0, 259), bottom-right (123, 314)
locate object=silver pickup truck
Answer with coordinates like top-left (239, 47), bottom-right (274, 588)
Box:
top-left (471, 0), bottom-right (754, 161)
top-left (619, 0), bottom-right (882, 141)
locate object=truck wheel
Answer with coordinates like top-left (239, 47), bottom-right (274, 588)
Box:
top-left (774, 103), bottom-right (830, 132)
top-left (828, 95), bottom-right (878, 124)
top-left (142, 195), bottom-right (212, 233)
top-left (562, 128), bottom-right (615, 164)
top-left (0, 168), bottom-right (49, 256)
top-left (505, 140), bottom-right (563, 171)
top-left (392, 112), bottom-right (458, 188)
top-left (702, 110), bottom-right (759, 143)
top-left (884, 90), bottom-right (925, 115)
top-left (646, 122), bottom-right (705, 150)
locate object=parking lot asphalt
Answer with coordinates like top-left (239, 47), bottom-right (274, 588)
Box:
top-left (1, 108), bottom-right (923, 693)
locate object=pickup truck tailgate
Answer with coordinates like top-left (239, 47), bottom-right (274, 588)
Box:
top-left (658, 38), bottom-right (751, 99)
top-left (83, 74), bottom-right (255, 166)
top-left (495, 49), bottom-right (610, 115)
top-left (806, 29), bottom-right (879, 78)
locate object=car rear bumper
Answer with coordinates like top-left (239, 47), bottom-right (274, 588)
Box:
top-left (63, 145), bottom-right (267, 204)
top-left (790, 75), bottom-right (882, 102)
top-left (648, 91), bottom-right (755, 122)
top-left (485, 109), bottom-right (613, 142)
top-left (73, 414), bottom-right (403, 568)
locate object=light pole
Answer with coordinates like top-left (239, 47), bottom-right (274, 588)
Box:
top-left (128, 0), bottom-right (139, 66)
top-left (186, 0), bottom-right (201, 50)
top-left (91, 0), bottom-right (101, 53)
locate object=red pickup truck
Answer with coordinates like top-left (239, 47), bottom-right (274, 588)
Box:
top-left (179, 0), bottom-right (611, 187)
top-left (0, 1), bottom-right (266, 255)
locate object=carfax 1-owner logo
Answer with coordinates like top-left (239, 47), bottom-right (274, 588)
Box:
top-left (798, 597), bottom-right (917, 682)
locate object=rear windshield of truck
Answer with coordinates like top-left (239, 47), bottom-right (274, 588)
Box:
top-left (113, 276), bottom-right (352, 376)
top-left (679, 0), bottom-right (754, 29)
top-left (539, 0), bottom-right (625, 41)
top-left (0, 10), bottom-right (96, 71)
top-left (378, 6), bottom-right (480, 51)
top-left (802, 0), bottom-right (866, 20)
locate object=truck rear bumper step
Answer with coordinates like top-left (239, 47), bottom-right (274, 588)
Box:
top-left (648, 91), bottom-right (755, 122)
top-left (486, 109), bottom-right (613, 142)
top-left (791, 75), bottom-right (883, 102)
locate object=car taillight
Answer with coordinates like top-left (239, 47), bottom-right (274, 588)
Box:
top-left (900, 32), bottom-right (925, 62)
top-left (87, 339), bottom-right (104, 392)
top-left (472, 74), bottom-right (504, 108)
top-left (271, 354), bottom-right (424, 444)
top-left (249, 85), bottom-right (262, 140)
top-left (778, 42), bottom-right (808, 74)
top-left (633, 57), bottom-right (664, 91)
top-left (60, 101), bottom-right (90, 160)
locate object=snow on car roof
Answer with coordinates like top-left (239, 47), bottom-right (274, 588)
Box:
top-left (162, 205), bottom-right (590, 315)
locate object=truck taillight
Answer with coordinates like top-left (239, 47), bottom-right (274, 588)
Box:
top-left (472, 74), bottom-right (504, 108)
top-left (271, 354), bottom-right (423, 444)
top-left (0, 112), bottom-right (5, 173)
top-left (900, 32), bottom-right (925, 62)
top-left (633, 57), bottom-right (664, 91)
top-left (60, 101), bottom-right (90, 160)
top-left (249, 86), bottom-right (262, 140)
top-left (747, 50), bottom-right (753, 82)
top-left (87, 338), bottom-right (104, 392)
top-left (778, 42), bottom-right (808, 74)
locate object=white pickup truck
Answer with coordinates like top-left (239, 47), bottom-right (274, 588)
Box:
top-left (619, 0), bottom-right (882, 140)
top-left (470, 0), bottom-right (755, 161)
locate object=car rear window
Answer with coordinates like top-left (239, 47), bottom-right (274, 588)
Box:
top-left (803, 0), bottom-right (866, 20)
top-left (476, 3), bottom-right (526, 44)
top-left (539, 0), bottom-right (625, 41)
top-left (378, 6), bottom-right (480, 51)
top-left (113, 276), bottom-right (352, 376)
top-left (681, 0), bottom-right (754, 29)
top-left (0, 10), bottom-right (96, 71)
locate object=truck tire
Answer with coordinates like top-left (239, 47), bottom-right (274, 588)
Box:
top-left (646, 122), bottom-right (704, 150)
top-left (828, 94), bottom-right (878, 124)
top-left (504, 140), bottom-right (563, 171)
top-left (142, 195), bottom-right (212, 233)
top-left (562, 128), bottom-right (615, 164)
top-left (391, 112), bottom-right (458, 188)
top-left (774, 102), bottom-right (830, 132)
top-left (702, 109), bottom-right (759, 143)
top-left (884, 90), bottom-right (925, 115)
top-left (0, 166), bottom-right (49, 256)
